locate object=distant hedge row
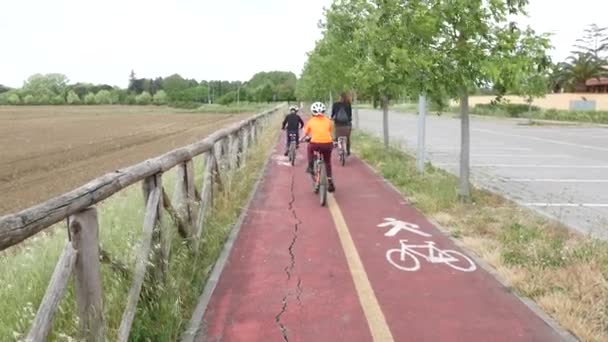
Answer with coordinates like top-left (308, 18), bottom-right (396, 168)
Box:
top-left (472, 103), bottom-right (608, 123)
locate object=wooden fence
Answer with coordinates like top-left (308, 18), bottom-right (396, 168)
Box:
top-left (0, 104), bottom-right (282, 341)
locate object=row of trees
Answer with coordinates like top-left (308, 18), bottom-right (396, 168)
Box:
top-left (0, 71), bottom-right (297, 106)
top-left (297, 0), bottom-right (551, 200)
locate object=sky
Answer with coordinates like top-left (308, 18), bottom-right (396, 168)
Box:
top-left (1, 0), bottom-right (607, 88)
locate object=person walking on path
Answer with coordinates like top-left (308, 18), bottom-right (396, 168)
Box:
top-left (331, 92), bottom-right (353, 156)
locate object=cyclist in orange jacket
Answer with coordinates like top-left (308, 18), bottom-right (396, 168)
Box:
top-left (300, 101), bottom-right (335, 192)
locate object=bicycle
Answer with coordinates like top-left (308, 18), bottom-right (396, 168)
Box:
top-left (336, 136), bottom-right (347, 166)
top-left (303, 138), bottom-right (328, 206)
top-left (386, 239), bottom-right (476, 272)
top-left (287, 132), bottom-right (298, 166)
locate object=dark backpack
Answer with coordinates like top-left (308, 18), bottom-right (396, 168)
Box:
top-left (335, 106), bottom-right (349, 124)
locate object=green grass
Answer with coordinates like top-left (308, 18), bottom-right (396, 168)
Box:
top-left (352, 130), bottom-right (608, 341)
top-left (0, 114), bottom-right (281, 341)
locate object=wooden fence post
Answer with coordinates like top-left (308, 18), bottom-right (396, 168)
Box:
top-left (118, 182), bottom-right (161, 342)
top-left (69, 207), bottom-right (105, 342)
top-left (26, 243), bottom-right (77, 342)
top-left (173, 160), bottom-right (195, 235)
top-left (142, 174), bottom-right (167, 281)
top-left (213, 141), bottom-right (224, 192)
top-left (241, 126), bottom-right (249, 162)
top-left (185, 159), bottom-right (195, 225)
top-left (228, 133), bottom-right (237, 170)
top-left (234, 130), bottom-right (243, 168)
top-left (250, 121), bottom-right (257, 144)
top-left (193, 152), bottom-right (215, 251)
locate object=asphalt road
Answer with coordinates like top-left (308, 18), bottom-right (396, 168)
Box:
top-left (357, 109), bottom-right (608, 239)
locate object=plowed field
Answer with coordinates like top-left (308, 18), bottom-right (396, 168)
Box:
top-left (0, 105), bottom-right (250, 214)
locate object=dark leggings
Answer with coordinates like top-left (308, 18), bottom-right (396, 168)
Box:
top-left (307, 142), bottom-right (333, 178)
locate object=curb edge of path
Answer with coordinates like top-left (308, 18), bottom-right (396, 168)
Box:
top-left (355, 155), bottom-right (580, 342)
top-left (181, 139), bottom-right (277, 342)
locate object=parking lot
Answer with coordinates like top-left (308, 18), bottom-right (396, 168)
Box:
top-left (358, 109), bottom-right (608, 239)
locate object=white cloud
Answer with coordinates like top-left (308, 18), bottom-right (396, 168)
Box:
top-left (1, 0), bottom-right (605, 88)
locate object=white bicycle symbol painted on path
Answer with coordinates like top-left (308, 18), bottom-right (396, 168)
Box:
top-left (386, 239), bottom-right (477, 272)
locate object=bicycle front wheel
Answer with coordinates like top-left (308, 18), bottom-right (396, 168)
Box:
top-left (441, 250), bottom-right (477, 272)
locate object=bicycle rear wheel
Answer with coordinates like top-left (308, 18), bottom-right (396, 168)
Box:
top-left (319, 161), bottom-right (327, 206)
top-left (288, 142), bottom-right (296, 165)
top-left (338, 137), bottom-right (346, 166)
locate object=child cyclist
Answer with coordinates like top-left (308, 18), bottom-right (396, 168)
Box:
top-left (282, 105), bottom-right (304, 156)
top-left (300, 102), bottom-right (335, 192)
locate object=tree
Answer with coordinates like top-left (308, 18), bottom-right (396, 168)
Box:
top-left (50, 94), bottom-right (65, 105)
top-left (22, 73), bottom-right (69, 103)
top-left (425, 0), bottom-right (550, 201)
top-left (558, 52), bottom-right (605, 91)
top-left (84, 93), bottom-right (97, 105)
top-left (153, 90), bottom-right (168, 105)
top-left (95, 90), bottom-right (113, 104)
top-left (163, 74), bottom-right (190, 97)
top-left (67, 91), bottom-right (81, 104)
top-left (23, 94), bottom-right (35, 105)
top-left (7, 92), bottom-right (20, 105)
top-left (136, 91), bottom-right (152, 105)
top-left (217, 91), bottom-right (237, 105)
top-left (573, 24), bottom-right (608, 62)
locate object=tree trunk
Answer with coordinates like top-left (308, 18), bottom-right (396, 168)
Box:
top-left (416, 94), bottom-right (426, 173)
top-left (353, 91), bottom-right (359, 129)
top-left (382, 95), bottom-right (389, 148)
top-left (459, 88), bottom-right (471, 201)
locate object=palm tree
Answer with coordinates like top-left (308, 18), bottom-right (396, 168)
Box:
top-left (554, 52), bottom-right (606, 92)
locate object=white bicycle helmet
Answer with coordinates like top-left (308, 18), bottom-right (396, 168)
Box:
top-left (310, 102), bottom-right (326, 116)
top-left (289, 105), bottom-right (298, 113)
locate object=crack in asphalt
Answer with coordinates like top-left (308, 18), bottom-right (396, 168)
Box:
top-left (275, 167), bottom-right (303, 342)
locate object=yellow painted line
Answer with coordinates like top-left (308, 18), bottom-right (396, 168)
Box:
top-left (327, 194), bottom-right (394, 342)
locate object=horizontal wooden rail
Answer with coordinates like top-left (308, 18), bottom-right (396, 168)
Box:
top-left (0, 105), bottom-right (281, 251)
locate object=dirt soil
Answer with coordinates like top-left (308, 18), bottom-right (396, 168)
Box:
top-left (0, 105), bottom-right (250, 215)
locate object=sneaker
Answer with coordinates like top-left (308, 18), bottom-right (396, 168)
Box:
top-left (284, 151), bottom-right (288, 156)
top-left (328, 180), bottom-right (335, 192)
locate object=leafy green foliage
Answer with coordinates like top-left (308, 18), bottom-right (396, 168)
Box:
top-left (153, 90), bottom-right (168, 105)
top-left (66, 91), bottom-right (81, 105)
top-left (7, 92), bottom-right (20, 105)
top-left (136, 91), bottom-right (152, 105)
top-left (95, 90), bottom-right (113, 104)
top-left (84, 93), bottom-right (97, 105)
top-left (0, 84), bottom-right (11, 94)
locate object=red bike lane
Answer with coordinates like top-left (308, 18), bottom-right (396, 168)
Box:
top-left (201, 141), bottom-right (373, 341)
top-left (198, 131), bottom-right (569, 341)
top-left (330, 156), bottom-right (566, 341)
